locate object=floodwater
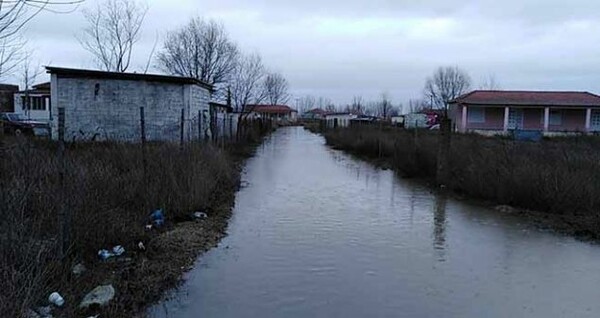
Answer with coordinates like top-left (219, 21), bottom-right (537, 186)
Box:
top-left (150, 127), bottom-right (600, 318)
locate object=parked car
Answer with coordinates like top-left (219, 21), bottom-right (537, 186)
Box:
top-left (1, 113), bottom-right (49, 136)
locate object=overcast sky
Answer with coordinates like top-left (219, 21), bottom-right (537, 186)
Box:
top-left (18, 0), bottom-right (600, 107)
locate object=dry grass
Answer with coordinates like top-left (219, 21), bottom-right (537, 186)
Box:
top-left (0, 121), bottom-right (268, 317)
top-left (323, 126), bottom-right (600, 236)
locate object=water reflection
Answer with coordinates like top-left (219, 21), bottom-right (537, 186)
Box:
top-left (433, 194), bottom-right (448, 261)
top-left (150, 127), bottom-right (600, 318)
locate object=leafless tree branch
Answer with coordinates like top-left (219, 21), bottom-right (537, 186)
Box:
top-left (79, 0), bottom-right (147, 72)
top-left (157, 18), bottom-right (239, 93)
top-left (424, 66), bottom-right (471, 113)
top-left (261, 72), bottom-right (290, 105)
top-left (230, 53), bottom-right (266, 113)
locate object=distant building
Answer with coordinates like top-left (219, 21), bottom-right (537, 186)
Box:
top-left (324, 112), bottom-right (357, 128)
top-left (14, 82), bottom-right (51, 123)
top-left (47, 66), bottom-right (212, 142)
top-left (390, 115), bottom-right (405, 127)
top-left (303, 108), bottom-right (328, 119)
top-left (450, 90), bottom-right (600, 135)
top-left (0, 84), bottom-right (19, 113)
top-left (246, 105), bottom-right (298, 123)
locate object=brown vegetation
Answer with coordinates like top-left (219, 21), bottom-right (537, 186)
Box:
top-left (0, 123), bottom-right (267, 317)
top-left (322, 125), bottom-right (600, 238)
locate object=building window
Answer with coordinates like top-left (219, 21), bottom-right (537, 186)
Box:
top-left (591, 110), bottom-right (600, 130)
top-left (21, 96), bottom-right (46, 111)
top-left (467, 107), bottom-right (485, 123)
top-left (549, 110), bottom-right (562, 125)
top-left (508, 109), bottom-right (524, 129)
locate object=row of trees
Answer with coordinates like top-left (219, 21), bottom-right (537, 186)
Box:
top-left (297, 66), bottom-right (498, 118)
top-left (78, 0), bottom-right (291, 112)
top-left (296, 93), bottom-right (402, 118)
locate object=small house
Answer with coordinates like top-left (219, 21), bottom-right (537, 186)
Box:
top-left (324, 112), bottom-right (357, 128)
top-left (303, 108), bottom-right (328, 120)
top-left (246, 105), bottom-right (298, 123)
top-left (47, 67), bottom-right (213, 142)
top-left (450, 90), bottom-right (600, 135)
top-left (14, 82), bottom-right (51, 123)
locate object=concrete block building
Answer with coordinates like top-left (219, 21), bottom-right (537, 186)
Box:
top-left (46, 67), bottom-right (213, 142)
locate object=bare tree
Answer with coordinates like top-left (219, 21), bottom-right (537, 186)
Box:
top-left (79, 0), bottom-right (148, 72)
top-left (21, 53), bottom-right (43, 118)
top-left (317, 96), bottom-right (332, 110)
top-left (349, 95), bottom-right (364, 114)
top-left (376, 92), bottom-right (393, 119)
top-left (0, 37), bottom-right (26, 80)
top-left (407, 98), bottom-right (429, 113)
top-left (0, 1), bottom-right (84, 41)
top-left (230, 53), bottom-right (266, 112)
top-left (424, 66), bottom-right (471, 113)
top-left (262, 72), bottom-right (290, 105)
top-left (158, 18), bottom-right (239, 93)
top-left (0, 1), bottom-right (82, 79)
top-left (297, 95), bottom-right (316, 114)
top-left (479, 74), bottom-right (501, 90)
top-left (324, 103), bottom-right (337, 113)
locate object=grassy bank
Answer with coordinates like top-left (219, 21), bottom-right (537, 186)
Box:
top-left (1, 126), bottom-right (266, 317)
top-left (321, 126), bottom-right (600, 238)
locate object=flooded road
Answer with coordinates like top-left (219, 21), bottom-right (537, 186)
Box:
top-left (151, 127), bottom-right (600, 318)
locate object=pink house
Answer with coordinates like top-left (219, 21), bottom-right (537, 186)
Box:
top-left (450, 90), bottom-right (600, 134)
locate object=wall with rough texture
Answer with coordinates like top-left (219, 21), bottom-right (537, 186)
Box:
top-left (51, 76), bottom-right (210, 142)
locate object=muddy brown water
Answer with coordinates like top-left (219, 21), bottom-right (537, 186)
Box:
top-left (150, 127), bottom-right (600, 318)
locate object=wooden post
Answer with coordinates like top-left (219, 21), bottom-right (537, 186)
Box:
top-left (229, 115), bottom-right (233, 142)
top-left (140, 107), bottom-right (146, 144)
top-left (140, 107), bottom-right (148, 212)
top-left (436, 117), bottom-right (451, 187)
top-left (378, 120), bottom-right (383, 158)
top-left (180, 108), bottom-right (185, 150)
top-left (57, 107), bottom-right (68, 258)
top-left (198, 109), bottom-right (202, 142)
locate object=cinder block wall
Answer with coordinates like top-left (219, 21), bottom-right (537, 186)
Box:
top-left (51, 77), bottom-right (210, 142)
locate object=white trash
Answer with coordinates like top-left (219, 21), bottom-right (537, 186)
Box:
top-left (48, 292), bottom-right (65, 307)
top-left (79, 285), bottom-right (115, 309)
top-left (112, 245), bottom-right (125, 256)
top-left (193, 211), bottom-right (208, 219)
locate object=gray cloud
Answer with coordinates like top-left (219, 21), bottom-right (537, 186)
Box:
top-left (15, 0), bottom-right (600, 107)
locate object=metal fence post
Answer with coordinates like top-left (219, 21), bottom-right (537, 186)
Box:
top-left (180, 108), bottom-right (185, 150)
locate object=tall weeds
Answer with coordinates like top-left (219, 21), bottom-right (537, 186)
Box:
top-left (0, 122), bottom-right (266, 317)
top-left (323, 126), bottom-right (600, 231)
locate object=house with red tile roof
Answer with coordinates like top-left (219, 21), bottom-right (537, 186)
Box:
top-left (245, 104), bottom-right (298, 122)
top-left (449, 90), bottom-right (600, 134)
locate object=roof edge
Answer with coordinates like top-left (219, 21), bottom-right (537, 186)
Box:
top-left (46, 66), bottom-right (214, 90)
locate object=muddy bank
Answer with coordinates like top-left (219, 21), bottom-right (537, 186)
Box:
top-left (317, 126), bottom-right (600, 242)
